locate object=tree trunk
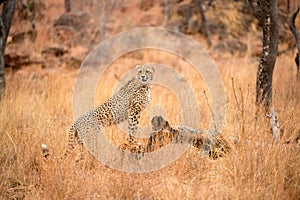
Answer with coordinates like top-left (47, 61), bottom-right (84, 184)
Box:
top-left (289, 4), bottom-right (300, 80)
top-left (0, 0), bottom-right (16, 99)
top-left (0, 19), bottom-right (5, 98)
top-left (249, 0), bottom-right (278, 110)
top-left (248, 0), bottom-right (280, 140)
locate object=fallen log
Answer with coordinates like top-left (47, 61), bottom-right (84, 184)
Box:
top-left (121, 115), bottom-right (231, 159)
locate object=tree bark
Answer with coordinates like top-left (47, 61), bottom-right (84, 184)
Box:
top-left (0, 0), bottom-right (15, 98)
top-left (289, 4), bottom-right (300, 80)
top-left (0, 19), bottom-right (5, 98)
top-left (249, 0), bottom-right (278, 110)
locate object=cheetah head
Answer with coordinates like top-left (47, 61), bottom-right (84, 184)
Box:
top-left (136, 64), bottom-right (155, 85)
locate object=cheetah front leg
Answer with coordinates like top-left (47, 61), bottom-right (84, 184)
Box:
top-left (127, 102), bottom-right (142, 143)
top-left (123, 102), bottom-right (144, 159)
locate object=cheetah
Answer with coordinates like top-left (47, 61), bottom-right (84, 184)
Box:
top-left (43, 64), bottom-right (155, 159)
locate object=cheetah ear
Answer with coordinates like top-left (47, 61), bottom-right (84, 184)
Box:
top-left (148, 65), bottom-right (155, 72)
top-left (136, 65), bottom-right (141, 70)
top-left (151, 65), bottom-right (155, 72)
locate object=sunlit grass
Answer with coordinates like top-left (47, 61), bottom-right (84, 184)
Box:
top-left (0, 51), bottom-right (299, 199)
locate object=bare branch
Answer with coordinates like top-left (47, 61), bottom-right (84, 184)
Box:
top-left (231, 78), bottom-right (242, 113)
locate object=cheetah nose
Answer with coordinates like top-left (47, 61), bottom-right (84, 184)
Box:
top-left (141, 76), bottom-right (148, 81)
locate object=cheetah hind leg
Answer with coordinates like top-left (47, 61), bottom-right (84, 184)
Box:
top-left (119, 135), bottom-right (143, 160)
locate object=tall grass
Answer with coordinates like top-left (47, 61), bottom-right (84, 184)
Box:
top-left (0, 52), bottom-right (299, 199)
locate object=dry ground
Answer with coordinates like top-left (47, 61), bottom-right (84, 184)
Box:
top-left (0, 51), bottom-right (299, 199)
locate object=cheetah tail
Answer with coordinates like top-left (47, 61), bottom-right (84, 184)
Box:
top-left (40, 125), bottom-right (78, 160)
top-left (41, 143), bottom-right (49, 159)
top-left (64, 124), bottom-right (78, 158)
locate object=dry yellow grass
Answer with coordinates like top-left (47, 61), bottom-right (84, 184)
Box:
top-left (0, 51), bottom-right (299, 199)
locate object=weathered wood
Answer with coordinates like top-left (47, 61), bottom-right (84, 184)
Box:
top-left (289, 4), bottom-right (300, 80)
